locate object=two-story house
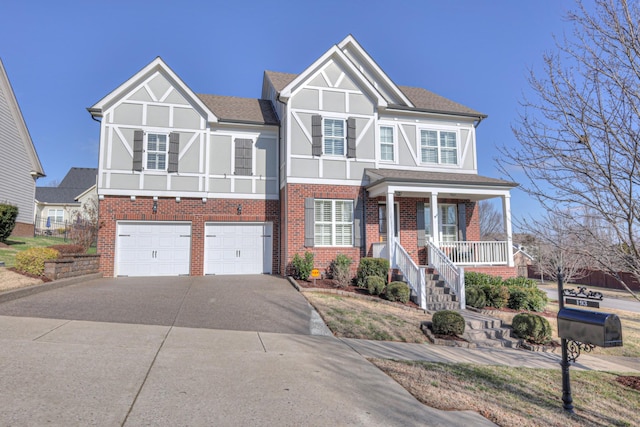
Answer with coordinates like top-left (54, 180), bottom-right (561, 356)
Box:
top-left (89, 35), bottom-right (517, 308)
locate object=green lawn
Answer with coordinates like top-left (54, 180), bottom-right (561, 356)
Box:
top-left (0, 236), bottom-right (69, 267)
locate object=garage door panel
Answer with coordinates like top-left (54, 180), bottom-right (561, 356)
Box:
top-left (116, 222), bottom-right (191, 277)
top-left (204, 222), bottom-right (272, 275)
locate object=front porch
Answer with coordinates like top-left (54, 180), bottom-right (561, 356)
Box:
top-left (365, 168), bottom-right (518, 311)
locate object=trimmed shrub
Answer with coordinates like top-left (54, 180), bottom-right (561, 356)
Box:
top-left (48, 244), bottom-right (85, 255)
top-left (503, 277), bottom-right (538, 289)
top-left (483, 284), bottom-right (510, 309)
top-left (465, 286), bottom-right (487, 309)
top-left (356, 258), bottom-right (389, 288)
top-left (385, 281), bottom-right (410, 303)
top-left (0, 203), bottom-right (18, 242)
top-left (366, 275), bottom-right (386, 296)
top-left (291, 251), bottom-right (314, 281)
top-left (432, 310), bottom-right (465, 336)
top-left (465, 271), bottom-right (503, 288)
top-left (512, 313), bottom-right (552, 345)
top-left (507, 287), bottom-right (529, 311)
top-left (507, 286), bottom-right (549, 312)
top-left (331, 254), bottom-right (353, 288)
top-left (15, 247), bottom-right (60, 276)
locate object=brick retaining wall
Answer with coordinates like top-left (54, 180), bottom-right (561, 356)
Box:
top-left (44, 254), bottom-right (100, 280)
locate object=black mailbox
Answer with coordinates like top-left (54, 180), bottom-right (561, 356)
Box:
top-left (557, 308), bottom-right (623, 348)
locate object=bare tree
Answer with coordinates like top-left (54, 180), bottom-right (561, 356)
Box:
top-left (498, 0), bottom-right (640, 302)
top-left (478, 200), bottom-right (505, 240)
top-left (522, 210), bottom-right (590, 284)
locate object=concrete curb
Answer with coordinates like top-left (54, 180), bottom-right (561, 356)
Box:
top-left (0, 272), bottom-right (102, 304)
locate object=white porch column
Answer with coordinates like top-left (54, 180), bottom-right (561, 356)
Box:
top-left (386, 190), bottom-right (395, 268)
top-left (502, 194), bottom-right (514, 267)
top-left (430, 192), bottom-right (439, 247)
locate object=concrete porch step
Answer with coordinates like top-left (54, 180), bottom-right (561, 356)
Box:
top-left (457, 310), bottom-right (522, 349)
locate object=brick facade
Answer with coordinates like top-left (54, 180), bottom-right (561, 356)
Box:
top-left (11, 221), bottom-right (34, 237)
top-left (98, 196), bottom-right (279, 277)
top-left (282, 184), bottom-right (364, 277)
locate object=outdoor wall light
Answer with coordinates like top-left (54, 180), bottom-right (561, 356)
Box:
top-left (176, 197), bottom-right (181, 203)
top-left (152, 200), bottom-right (158, 214)
top-left (202, 197), bottom-right (207, 203)
top-left (237, 204), bottom-right (242, 215)
top-left (130, 195), bottom-right (136, 201)
top-left (153, 196), bottom-right (158, 201)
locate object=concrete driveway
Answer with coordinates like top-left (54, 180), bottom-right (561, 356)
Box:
top-left (0, 275), bottom-right (324, 335)
top-left (0, 275), bottom-right (494, 426)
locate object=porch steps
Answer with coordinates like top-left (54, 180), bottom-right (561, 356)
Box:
top-left (395, 271), bottom-right (459, 311)
top-left (459, 310), bottom-right (521, 348)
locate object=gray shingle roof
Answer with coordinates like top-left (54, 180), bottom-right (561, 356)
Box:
top-left (196, 94), bottom-right (279, 125)
top-left (264, 71), bottom-right (297, 93)
top-left (366, 168), bottom-right (517, 188)
top-left (263, 71), bottom-right (484, 117)
top-left (36, 167), bottom-right (97, 203)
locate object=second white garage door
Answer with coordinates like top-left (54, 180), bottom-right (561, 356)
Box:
top-left (204, 222), bottom-right (272, 275)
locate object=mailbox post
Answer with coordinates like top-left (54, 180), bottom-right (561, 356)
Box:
top-left (556, 268), bottom-right (623, 413)
top-left (557, 270), bottom-right (574, 413)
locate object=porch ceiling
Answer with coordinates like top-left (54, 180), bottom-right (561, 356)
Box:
top-left (365, 168), bottom-right (518, 200)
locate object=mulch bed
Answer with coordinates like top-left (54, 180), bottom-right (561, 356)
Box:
top-left (294, 278), bottom-right (420, 309)
top-left (8, 267), bottom-right (51, 282)
top-left (616, 376), bottom-right (640, 391)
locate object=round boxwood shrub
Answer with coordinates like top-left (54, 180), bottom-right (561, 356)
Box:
top-left (385, 281), bottom-right (410, 303)
top-left (15, 247), bottom-right (59, 276)
top-left (465, 286), bottom-right (487, 309)
top-left (431, 310), bottom-right (465, 336)
top-left (366, 275), bottom-right (386, 296)
top-left (512, 313), bottom-right (552, 345)
top-left (356, 257), bottom-right (389, 288)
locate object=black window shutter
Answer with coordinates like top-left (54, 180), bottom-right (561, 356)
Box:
top-left (133, 130), bottom-right (144, 171)
top-left (417, 202), bottom-right (426, 246)
top-left (354, 197), bottom-right (364, 248)
top-left (347, 117), bottom-right (356, 158)
top-left (457, 202), bottom-right (467, 241)
top-left (311, 115), bottom-right (323, 156)
top-left (168, 132), bottom-right (179, 173)
top-left (304, 198), bottom-right (315, 247)
top-left (234, 138), bottom-right (253, 176)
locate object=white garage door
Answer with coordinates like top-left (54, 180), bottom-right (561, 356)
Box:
top-left (116, 221), bottom-right (191, 277)
top-left (204, 222), bottom-right (272, 275)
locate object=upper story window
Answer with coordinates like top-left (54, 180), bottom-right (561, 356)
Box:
top-left (315, 199), bottom-right (353, 246)
top-left (420, 130), bottom-right (458, 165)
top-left (379, 126), bottom-right (395, 162)
top-left (324, 118), bottom-right (345, 156)
top-left (146, 133), bottom-right (168, 170)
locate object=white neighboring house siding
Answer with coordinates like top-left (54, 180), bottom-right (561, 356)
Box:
top-left (99, 71), bottom-right (278, 200)
top-left (0, 59), bottom-right (44, 229)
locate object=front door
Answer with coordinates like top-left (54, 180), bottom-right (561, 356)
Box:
top-left (378, 203), bottom-right (399, 242)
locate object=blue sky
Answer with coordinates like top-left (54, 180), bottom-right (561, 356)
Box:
top-left (0, 0), bottom-right (575, 223)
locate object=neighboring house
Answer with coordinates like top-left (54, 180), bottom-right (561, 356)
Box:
top-left (88, 35), bottom-right (518, 299)
top-left (0, 58), bottom-right (45, 236)
top-left (34, 167), bottom-right (97, 234)
top-left (513, 244), bottom-right (534, 278)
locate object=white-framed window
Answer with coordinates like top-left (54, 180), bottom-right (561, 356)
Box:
top-left (423, 203), bottom-right (458, 242)
top-left (315, 199), bottom-right (353, 246)
top-left (146, 133), bottom-right (168, 170)
top-left (324, 118), bottom-right (345, 156)
top-left (379, 126), bottom-right (395, 162)
top-left (420, 129), bottom-right (458, 165)
top-left (47, 208), bottom-right (64, 223)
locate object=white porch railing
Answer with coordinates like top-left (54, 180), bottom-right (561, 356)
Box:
top-left (438, 240), bottom-right (509, 265)
top-left (427, 241), bottom-right (466, 309)
top-left (393, 240), bottom-right (426, 309)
